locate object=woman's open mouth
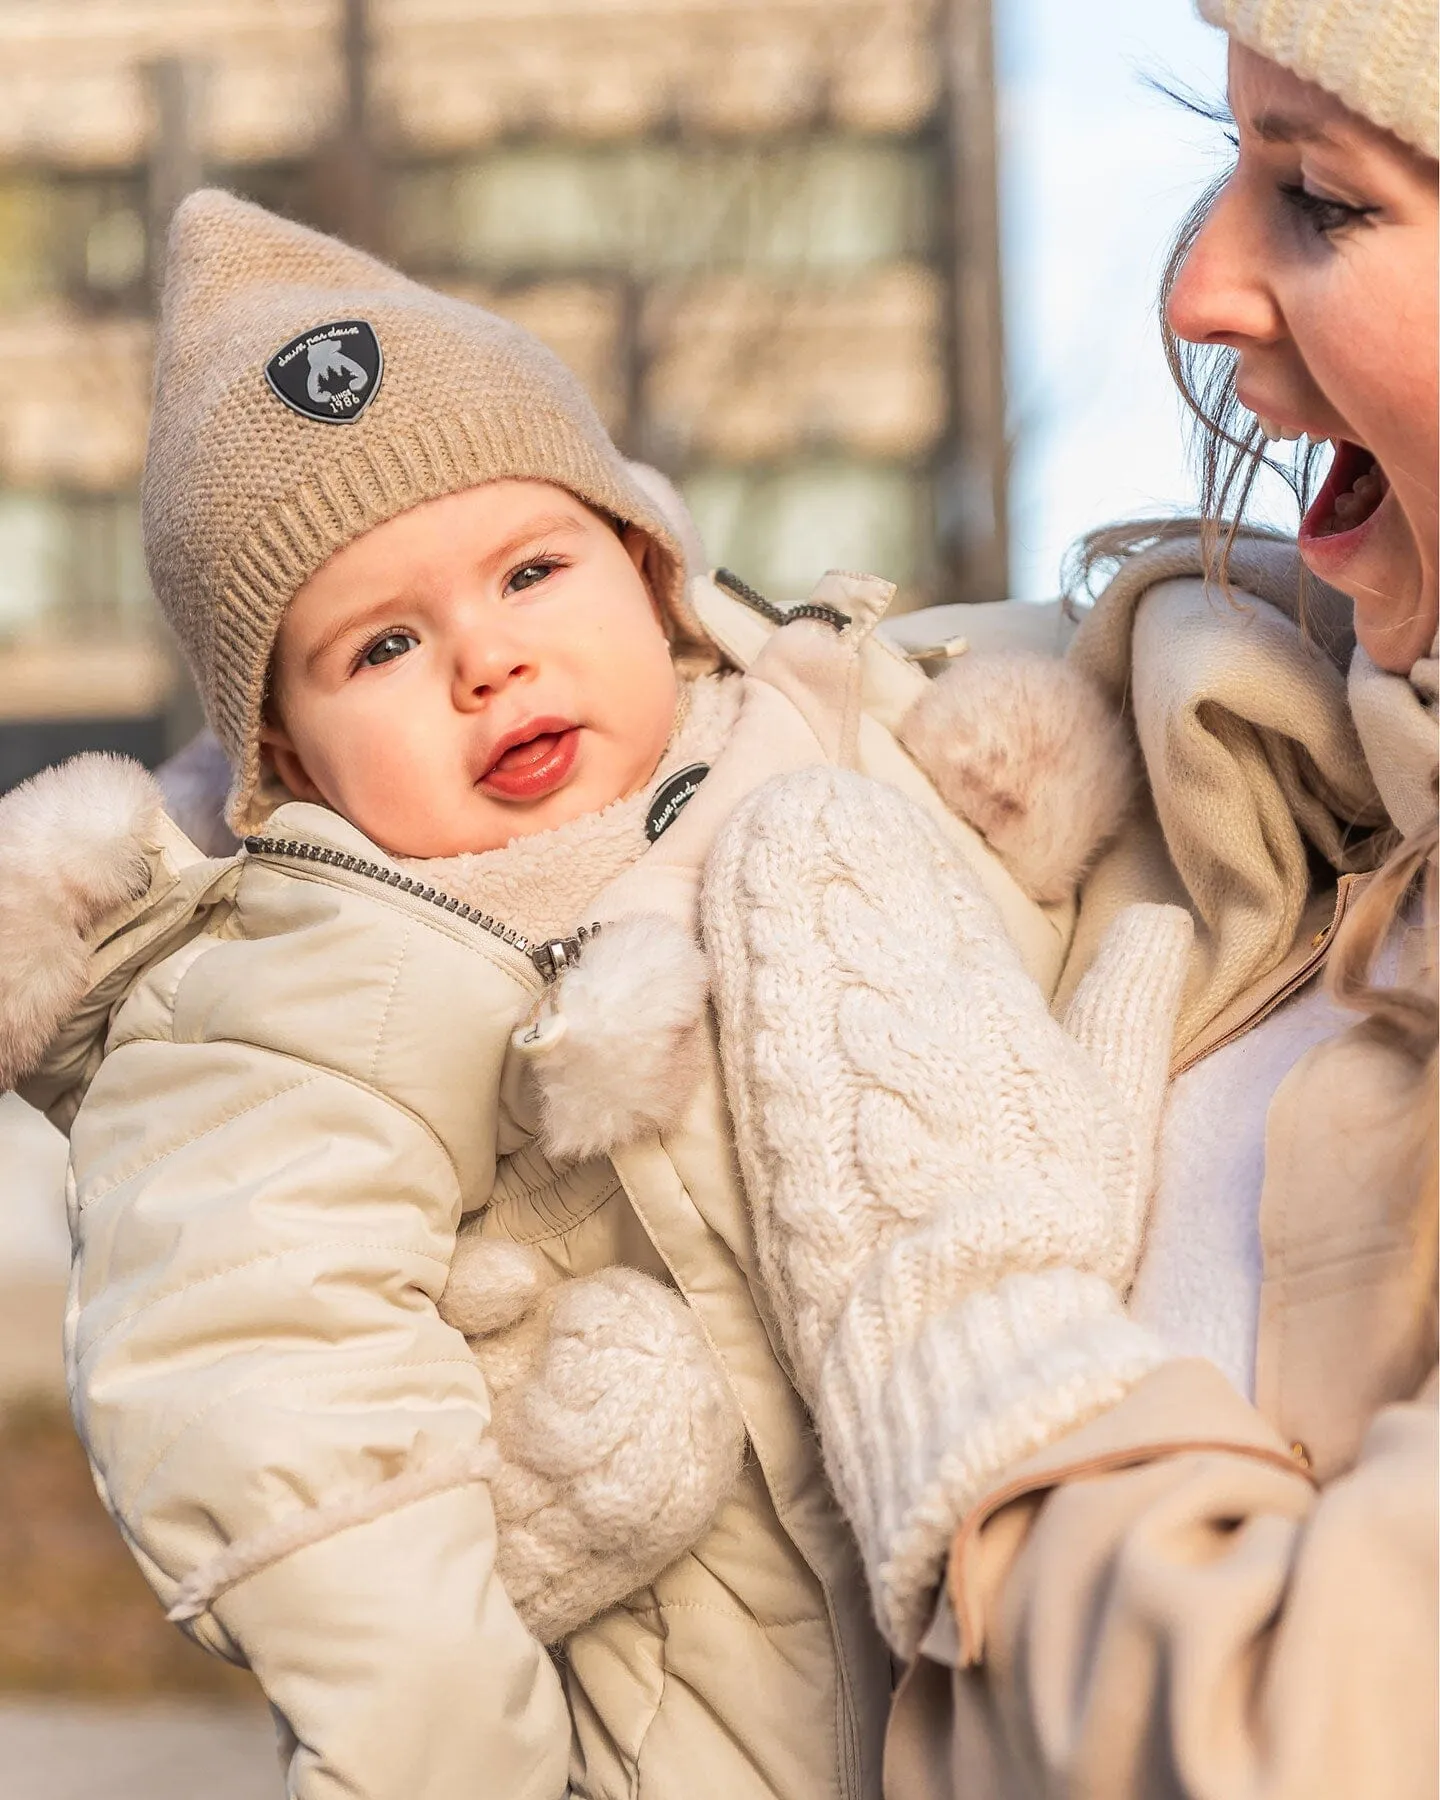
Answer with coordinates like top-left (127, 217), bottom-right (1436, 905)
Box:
top-left (477, 720), bottom-right (580, 802)
top-left (1300, 439), bottom-right (1391, 559)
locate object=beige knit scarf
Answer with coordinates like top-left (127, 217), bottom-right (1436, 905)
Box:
top-left (400, 673), bottom-right (743, 942)
top-left (1064, 536), bottom-right (1395, 1044)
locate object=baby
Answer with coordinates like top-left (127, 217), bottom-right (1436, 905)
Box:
top-left (0, 193), bottom-right (1134, 1800)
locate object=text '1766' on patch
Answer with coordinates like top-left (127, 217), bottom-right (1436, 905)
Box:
top-left (646, 764), bottom-right (710, 842)
top-left (264, 320), bottom-right (383, 424)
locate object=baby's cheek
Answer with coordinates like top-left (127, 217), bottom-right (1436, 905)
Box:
top-left (332, 719), bottom-right (438, 833)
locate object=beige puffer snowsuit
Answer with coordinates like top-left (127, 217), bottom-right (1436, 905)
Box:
top-left (6, 571), bottom-right (1076, 1800)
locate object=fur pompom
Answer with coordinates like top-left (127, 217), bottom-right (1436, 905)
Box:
top-left (520, 913), bottom-right (710, 1164)
top-left (899, 652), bottom-right (1135, 903)
top-left (0, 754), bottom-right (164, 1089)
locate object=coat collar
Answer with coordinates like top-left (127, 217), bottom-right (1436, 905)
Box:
top-left (1348, 639), bottom-right (1439, 839)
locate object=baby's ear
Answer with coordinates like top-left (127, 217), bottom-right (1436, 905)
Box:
top-left (258, 720), bottom-right (323, 805)
top-left (899, 652), bottom-right (1136, 905)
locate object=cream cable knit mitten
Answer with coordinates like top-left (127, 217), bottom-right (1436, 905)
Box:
top-left (440, 1237), bottom-right (744, 1644)
top-left (704, 767), bottom-right (1191, 1654)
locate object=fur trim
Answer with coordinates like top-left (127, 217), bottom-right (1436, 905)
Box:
top-left (899, 652), bottom-right (1136, 903)
top-left (0, 754), bottom-right (164, 1090)
top-left (520, 913), bottom-right (710, 1164)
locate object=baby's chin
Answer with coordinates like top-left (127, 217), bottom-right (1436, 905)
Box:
top-left (362, 773), bottom-right (648, 860)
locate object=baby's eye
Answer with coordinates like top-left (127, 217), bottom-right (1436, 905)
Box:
top-left (360, 631), bottom-right (418, 667)
top-left (506, 558), bottom-right (559, 595)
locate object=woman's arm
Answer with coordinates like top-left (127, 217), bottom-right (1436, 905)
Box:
top-left (901, 1361), bottom-right (1435, 1800)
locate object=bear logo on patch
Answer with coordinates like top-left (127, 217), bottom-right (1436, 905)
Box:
top-left (265, 320), bottom-right (383, 423)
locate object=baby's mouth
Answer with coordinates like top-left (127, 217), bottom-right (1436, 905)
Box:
top-left (1302, 440), bottom-right (1391, 542)
top-left (477, 719), bottom-right (581, 802)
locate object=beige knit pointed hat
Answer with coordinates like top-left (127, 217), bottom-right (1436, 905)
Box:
top-left (142, 190), bottom-right (713, 834)
top-left (1197, 0), bottom-right (1437, 158)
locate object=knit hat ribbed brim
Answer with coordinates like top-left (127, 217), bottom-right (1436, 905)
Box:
top-left (1197, 0), bottom-right (1438, 158)
top-left (142, 191), bottom-right (714, 834)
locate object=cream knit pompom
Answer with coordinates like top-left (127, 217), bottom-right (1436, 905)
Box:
top-left (704, 767), bottom-right (1190, 1652)
top-left (441, 1234), bottom-right (744, 1644)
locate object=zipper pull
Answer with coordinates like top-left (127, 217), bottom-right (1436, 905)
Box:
top-left (530, 922), bottom-right (602, 982)
top-left (899, 634), bottom-right (969, 664)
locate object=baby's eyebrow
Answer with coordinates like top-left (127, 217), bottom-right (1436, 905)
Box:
top-left (481, 512), bottom-right (587, 575)
top-left (303, 513), bottom-right (589, 674)
top-left (305, 600), bottom-right (406, 675)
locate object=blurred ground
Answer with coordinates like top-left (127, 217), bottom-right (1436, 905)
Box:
top-left (0, 1698), bottom-right (279, 1800)
top-left (0, 1398), bottom-right (261, 1702)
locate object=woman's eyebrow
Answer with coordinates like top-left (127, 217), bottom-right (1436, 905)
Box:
top-left (1249, 110), bottom-right (1340, 146)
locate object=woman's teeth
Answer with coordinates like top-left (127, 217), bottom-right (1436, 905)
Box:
top-left (1256, 413), bottom-right (1306, 444)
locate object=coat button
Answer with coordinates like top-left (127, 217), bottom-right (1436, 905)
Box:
top-left (1290, 1440), bottom-right (1312, 1470)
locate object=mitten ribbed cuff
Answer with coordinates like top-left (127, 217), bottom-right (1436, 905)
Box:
top-left (818, 1265), bottom-right (1165, 1655)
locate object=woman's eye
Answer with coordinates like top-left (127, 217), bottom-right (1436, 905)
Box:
top-left (506, 558), bottom-right (559, 595)
top-left (360, 631), bottom-right (418, 667)
top-left (1278, 182), bottom-right (1378, 236)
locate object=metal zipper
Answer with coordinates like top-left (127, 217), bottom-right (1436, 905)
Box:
top-left (242, 834), bottom-right (600, 981)
top-left (713, 566), bottom-right (850, 633)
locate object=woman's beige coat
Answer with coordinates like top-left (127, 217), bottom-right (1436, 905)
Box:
top-left (883, 542), bottom-right (1438, 1800)
top-left (6, 572), bottom-right (1072, 1800)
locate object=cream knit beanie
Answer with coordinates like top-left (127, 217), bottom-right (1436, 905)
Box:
top-left (142, 190), bottom-right (713, 833)
top-left (1197, 0), bottom-right (1438, 158)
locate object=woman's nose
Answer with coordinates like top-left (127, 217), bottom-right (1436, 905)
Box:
top-left (1166, 177), bottom-right (1284, 351)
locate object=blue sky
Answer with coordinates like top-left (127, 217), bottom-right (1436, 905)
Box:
top-left (999, 0), bottom-right (1233, 598)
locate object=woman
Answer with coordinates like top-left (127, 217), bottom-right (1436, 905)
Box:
top-left (702, 1), bottom-right (1437, 1794)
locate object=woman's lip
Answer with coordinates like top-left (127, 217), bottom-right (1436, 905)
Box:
top-left (1234, 388), bottom-right (1319, 442)
top-left (477, 725), bottom-right (580, 801)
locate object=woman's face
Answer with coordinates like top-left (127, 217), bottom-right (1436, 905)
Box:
top-left (1168, 43), bottom-right (1439, 672)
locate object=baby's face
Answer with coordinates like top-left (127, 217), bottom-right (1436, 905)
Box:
top-left (263, 480), bottom-right (679, 857)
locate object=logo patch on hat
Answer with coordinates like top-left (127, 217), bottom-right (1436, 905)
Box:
top-left (264, 320), bottom-right (383, 424)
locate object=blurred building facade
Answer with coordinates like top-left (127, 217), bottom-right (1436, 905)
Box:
top-left (0, 0), bottom-right (1005, 785)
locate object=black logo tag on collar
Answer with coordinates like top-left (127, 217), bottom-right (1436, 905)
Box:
top-left (264, 320), bottom-right (383, 424)
top-left (646, 763), bottom-right (710, 842)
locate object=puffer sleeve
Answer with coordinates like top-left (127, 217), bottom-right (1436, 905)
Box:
top-left (65, 932), bottom-right (571, 1800)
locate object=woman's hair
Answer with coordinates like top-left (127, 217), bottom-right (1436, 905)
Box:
top-left (1063, 169), bottom-right (1325, 605)
top-left (1068, 117), bottom-right (1438, 1112)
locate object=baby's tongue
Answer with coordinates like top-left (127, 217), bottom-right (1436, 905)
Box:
top-left (494, 731), bottom-right (562, 772)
